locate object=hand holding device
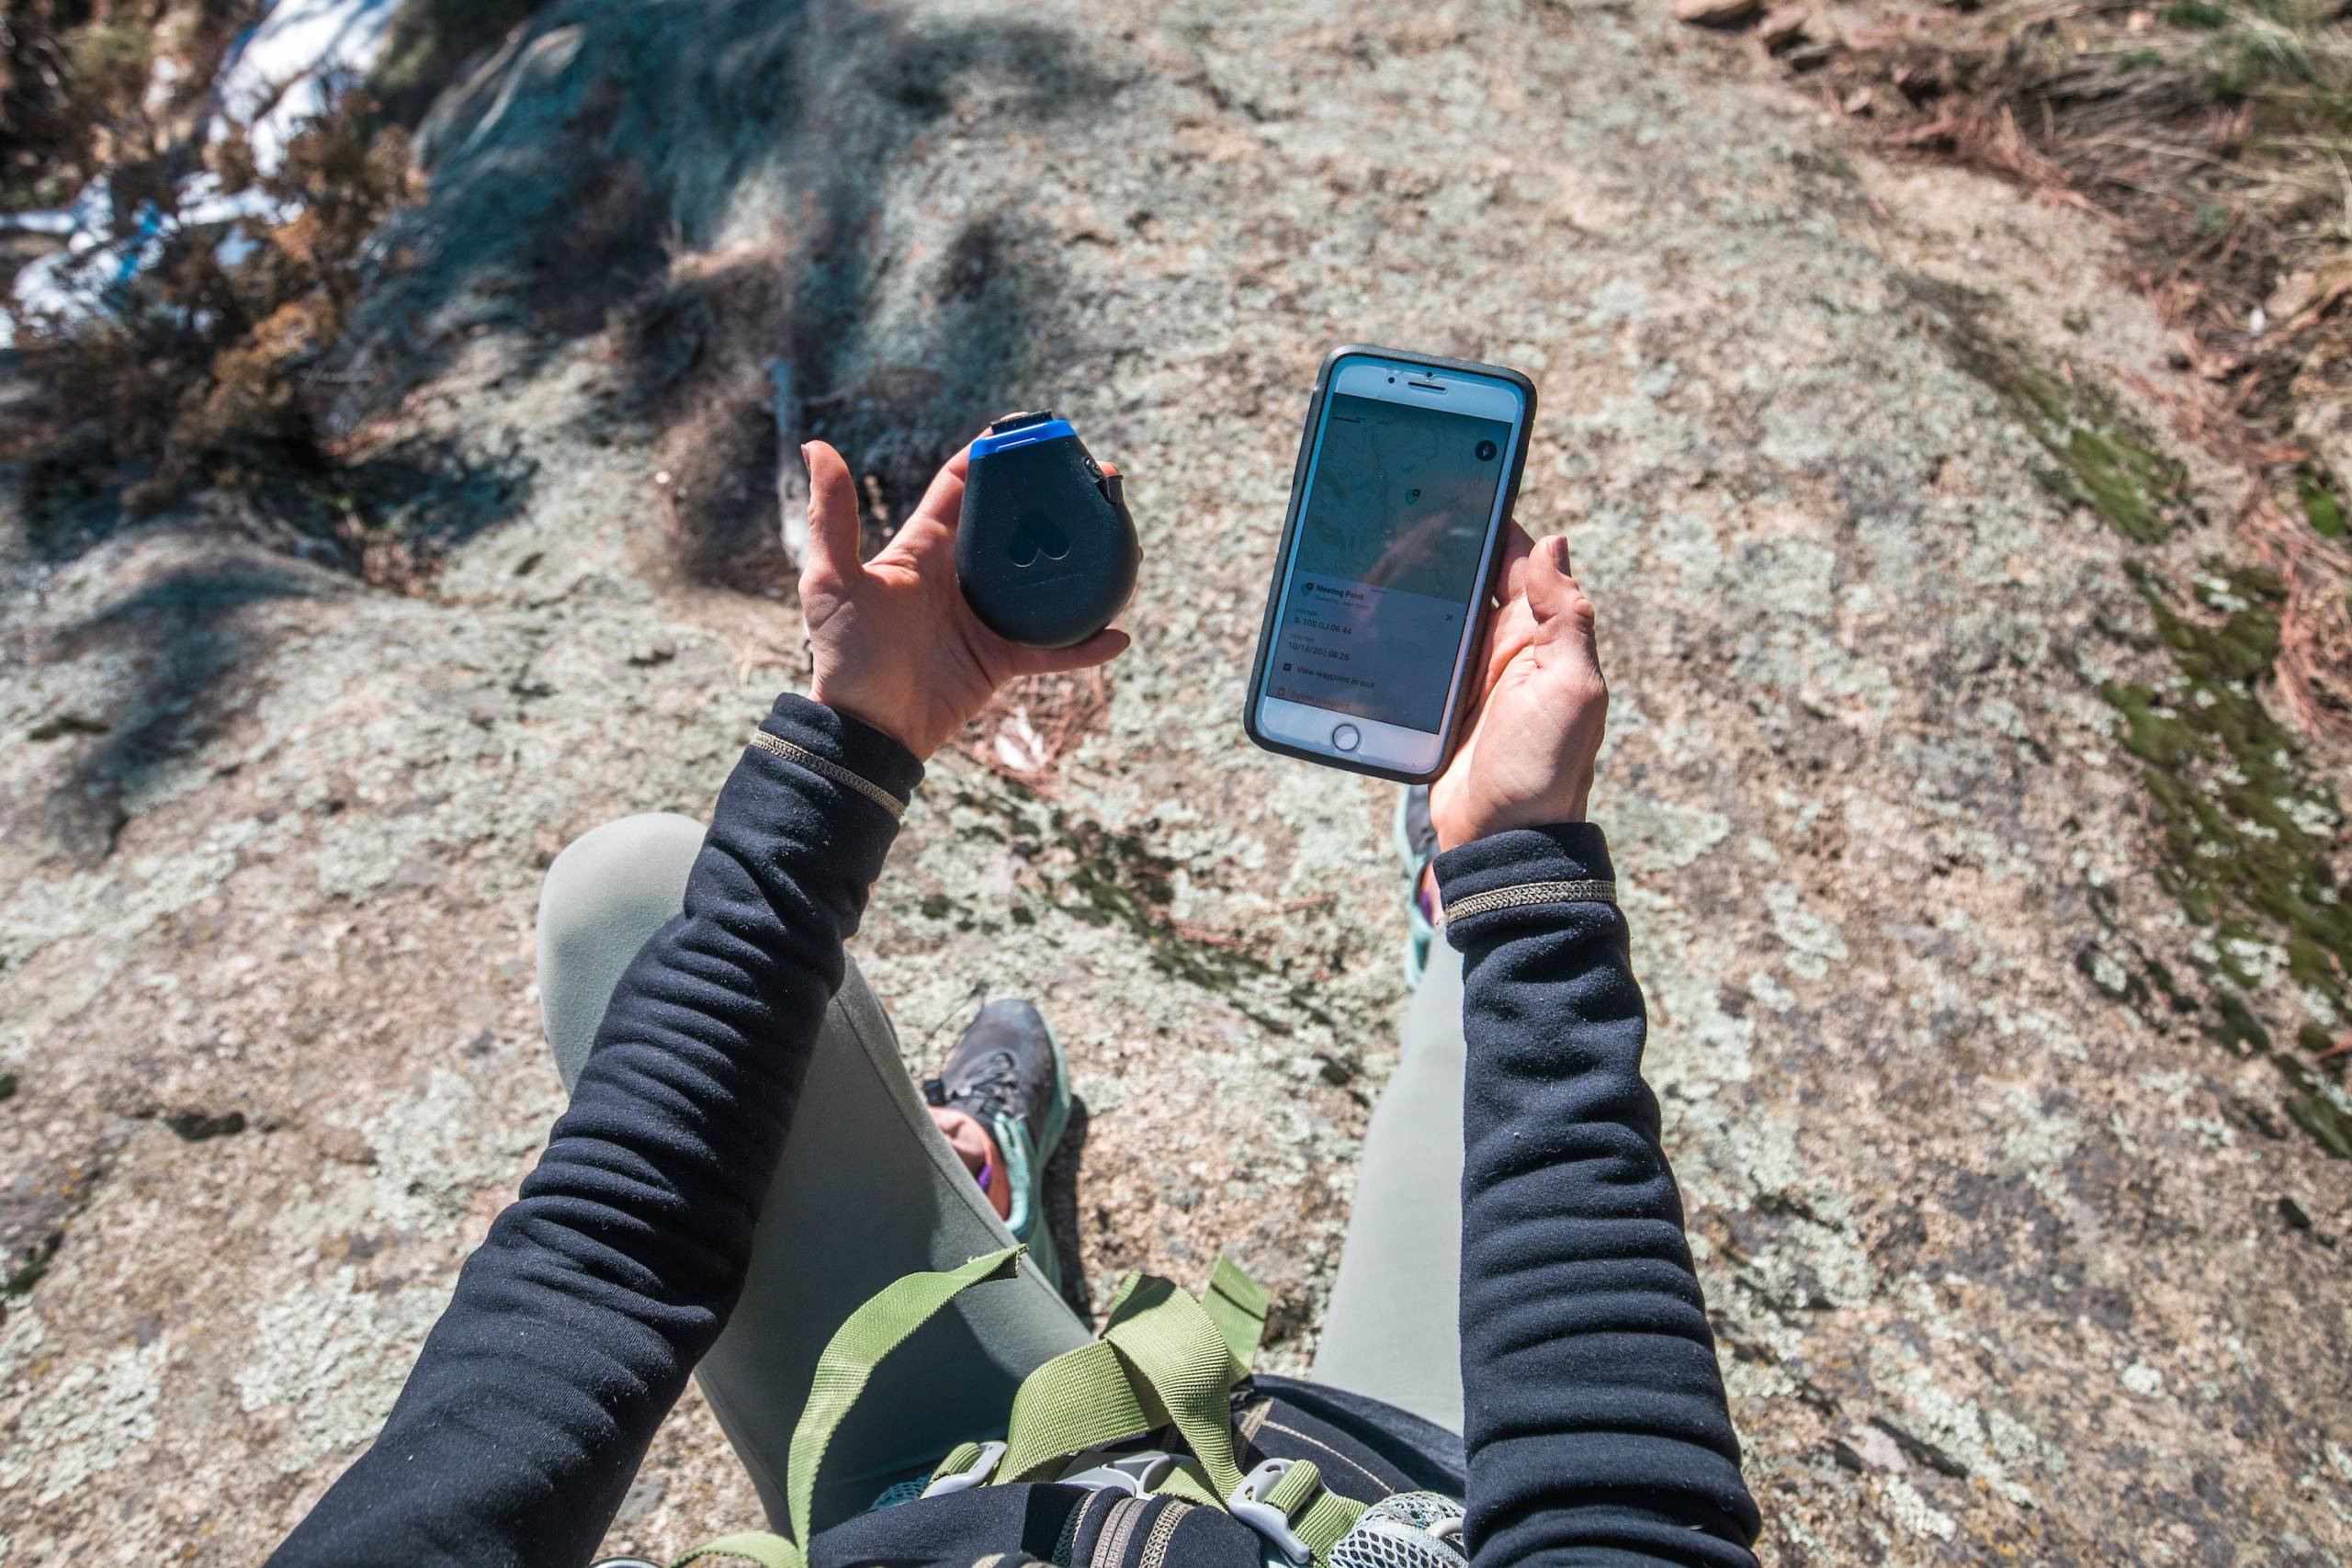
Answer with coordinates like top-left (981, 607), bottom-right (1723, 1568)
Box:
top-left (1245, 347), bottom-right (1537, 784)
top-left (1428, 531), bottom-right (1608, 849)
top-left (956, 411), bottom-right (1140, 649)
top-left (797, 437), bottom-right (1130, 760)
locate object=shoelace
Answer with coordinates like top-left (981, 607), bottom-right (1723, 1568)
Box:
top-left (942, 1050), bottom-right (1025, 1127)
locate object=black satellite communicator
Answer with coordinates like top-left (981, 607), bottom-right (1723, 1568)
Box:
top-left (956, 411), bottom-right (1139, 649)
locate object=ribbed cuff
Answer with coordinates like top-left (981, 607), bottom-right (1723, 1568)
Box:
top-left (1435, 823), bottom-right (1618, 944)
top-left (754, 694), bottom-right (924, 815)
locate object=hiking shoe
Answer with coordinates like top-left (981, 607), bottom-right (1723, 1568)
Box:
top-left (1395, 787), bottom-right (1439, 987)
top-left (924, 999), bottom-right (1072, 1296)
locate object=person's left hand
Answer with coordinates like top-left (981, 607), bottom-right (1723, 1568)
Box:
top-left (798, 439), bottom-right (1132, 760)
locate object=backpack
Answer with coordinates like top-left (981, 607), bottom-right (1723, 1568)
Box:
top-left (598, 1247), bottom-right (1467, 1568)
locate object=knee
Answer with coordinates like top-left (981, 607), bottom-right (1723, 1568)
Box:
top-left (537, 813), bottom-right (705, 1090)
top-left (537, 812), bottom-right (707, 950)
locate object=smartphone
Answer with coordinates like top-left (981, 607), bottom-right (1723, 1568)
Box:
top-left (1243, 345), bottom-right (1537, 784)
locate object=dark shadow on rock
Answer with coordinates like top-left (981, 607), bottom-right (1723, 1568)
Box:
top-left (1043, 1094), bottom-right (1093, 1323)
top-left (14, 414), bottom-right (536, 591)
top-left (621, 206), bottom-right (1075, 596)
top-left (319, 432), bottom-right (540, 575)
top-left (337, 0), bottom-right (1119, 592)
top-left (0, 1133), bottom-right (120, 1302)
top-left (21, 438), bottom-right (528, 865)
top-left (40, 562), bottom-right (321, 864)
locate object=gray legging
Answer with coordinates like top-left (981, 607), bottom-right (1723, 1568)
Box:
top-left (536, 813), bottom-right (1466, 1527)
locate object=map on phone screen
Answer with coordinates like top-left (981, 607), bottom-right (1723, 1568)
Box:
top-left (1270, 393), bottom-right (1512, 730)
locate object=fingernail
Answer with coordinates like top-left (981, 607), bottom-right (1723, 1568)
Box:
top-left (799, 442), bottom-right (813, 471)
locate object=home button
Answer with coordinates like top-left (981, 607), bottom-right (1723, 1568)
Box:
top-left (1331, 723), bottom-right (1361, 753)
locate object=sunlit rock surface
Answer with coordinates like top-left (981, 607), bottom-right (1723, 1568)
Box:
top-left (3, 1), bottom-right (2348, 1561)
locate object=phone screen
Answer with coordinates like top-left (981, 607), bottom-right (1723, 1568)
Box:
top-left (1267, 392), bottom-right (1514, 732)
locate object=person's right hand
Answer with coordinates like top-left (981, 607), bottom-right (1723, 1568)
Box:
top-left (1428, 529), bottom-right (1609, 852)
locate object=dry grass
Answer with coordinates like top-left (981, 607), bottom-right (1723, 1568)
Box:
top-left (2245, 489), bottom-right (2352, 729)
top-left (1848, 1), bottom-right (2352, 367)
top-left (1, 1), bottom-right (258, 215)
top-left (2, 3), bottom-right (560, 588)
top-left (1805, 0), bottom-right (2352, 737)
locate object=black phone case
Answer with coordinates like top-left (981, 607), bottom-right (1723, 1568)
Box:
top-left (1241, 344), bottom-right (1540, 786)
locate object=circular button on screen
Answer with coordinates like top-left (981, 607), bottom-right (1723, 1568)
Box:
top-left (1331, 723), bottom-right (1361, 753)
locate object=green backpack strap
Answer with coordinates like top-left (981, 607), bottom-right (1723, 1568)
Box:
top-left (786, 1246), bottom-right (1028, 1544)
top-left (1241, 1459), bottom-right (1366, 1565)
top-left (994, 1271), bottom-right (1242, 1492)
top-left (994, 1337), bottom-right (1154, 1483)
top-left (673, 1253), bottom-right (1363, 1568)
top-left (1201, 1255), bottom-right (1272, 1376)
top-left (1094, 1274), bottom-right (1252, 1497)
top-left (995, 1268), bottom-right (1363, 1562)
top-left (670, 1245), bottom-right (1027, 1568)
top-left (672, 1534), bottom-right (804, 1568)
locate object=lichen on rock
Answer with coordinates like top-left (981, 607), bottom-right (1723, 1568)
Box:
top-left (3, 0), bottom-right (2350, 1562)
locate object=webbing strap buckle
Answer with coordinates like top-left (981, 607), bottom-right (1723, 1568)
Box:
top-left (921, 1439), bottom-right (1006, 1498)
top-left (1227, 1460), bottom-right (1312, 1565)
top-left (1057, 1448), bottom-right (1178, 1497)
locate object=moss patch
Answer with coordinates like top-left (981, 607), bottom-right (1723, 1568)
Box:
top-left (2297, 466), bottom-right (2347, 539)
top-left (3, 1231), bottom-right (58, 1299)
top-left (2162, 0), bottom-right (2232, 28)
top-left (2007, 366), bottom-right (2193, 543)
top-left (1927, 282), bottom-right (2193, 543)
top-left (2100, 562), bottom-right (2349, 994)
top-left (2277, 1056), bottom-right (2352, 1158)
top-left (1924, 281), bottom-right (2348, 1154)
top-left (2211, 987), bottom-right (2277, 1055)
top-left (2097, 561), bottom-right (2352, 1153)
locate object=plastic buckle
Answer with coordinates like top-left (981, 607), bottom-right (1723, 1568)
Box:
top-left (922, 1439), bottom-right (1007, 1498)
top-left (1227, 1459), bottom-right (1312, 1565)
top-left (1057, 1449), bottom-right (1178, 1497)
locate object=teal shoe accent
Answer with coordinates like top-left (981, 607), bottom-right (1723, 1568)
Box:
top-left (1404, 890), bottom-right (1435, 990)
top-left (931, 998), bottom-right (1074, 1302)
top-left (991, 1111), bottom-right (1059, 1299)
top-left (1394, 790), bottom-right (1437, 989)
top-left (992, 1021), bottom-right (1070, 1300)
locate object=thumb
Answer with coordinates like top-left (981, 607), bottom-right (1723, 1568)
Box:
top-left (798, 441), bottom-right (863, 594)
top-left (1524, 536), bottom-right (1601, 677)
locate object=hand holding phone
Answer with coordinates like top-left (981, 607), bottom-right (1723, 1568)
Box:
top-left (1428, 530), bottom-right (1608, 849)
top-left (1245, 347), bottom-right (1537, 783)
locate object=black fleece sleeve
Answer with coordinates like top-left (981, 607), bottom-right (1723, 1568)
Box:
top-left (268, 694), bottom-right (922, 1568)
top-left (1437, 824), bottom-right (1759, 1567)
